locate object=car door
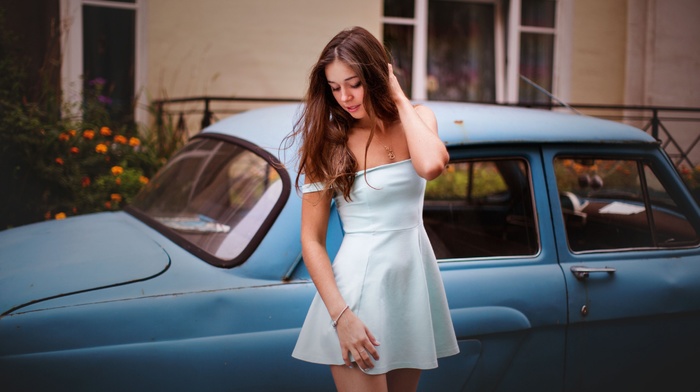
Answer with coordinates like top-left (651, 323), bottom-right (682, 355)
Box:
top-left (418, 146), bottom-right (568, 391)
top-left (543, 144), bottom-right (700, 391)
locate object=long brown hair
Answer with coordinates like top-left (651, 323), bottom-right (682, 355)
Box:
top-left (287, 26), bottom-right (399, 200)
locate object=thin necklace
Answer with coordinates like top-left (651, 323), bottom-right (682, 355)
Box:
top-left (375, 131), bottom-right (395, 160)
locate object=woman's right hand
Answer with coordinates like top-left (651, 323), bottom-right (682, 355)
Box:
top-left (336, 310), bottom-right (380, 370)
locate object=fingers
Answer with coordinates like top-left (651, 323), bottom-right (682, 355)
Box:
top-left (342, 350), bottom-right (353, 368)
top-left (336, 312), bottom-right (380, 371)
top-left (387, 63), bottom-right (408, 104)
top-left (354, 347), bottom-right (374, 371)
top-left (342, 344), bottom-right (379, 371)
top-left (364, 329), bottom-right (380, 360)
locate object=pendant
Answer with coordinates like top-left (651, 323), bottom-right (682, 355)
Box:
top-left (384, 145), bottom-right (396, 160)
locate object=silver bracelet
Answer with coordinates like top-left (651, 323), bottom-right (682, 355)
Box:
top-left (332, 305), bottom-right (350, 328)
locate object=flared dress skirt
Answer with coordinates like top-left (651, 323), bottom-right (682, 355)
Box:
top-left (292, 159), bottom-right (459, 374)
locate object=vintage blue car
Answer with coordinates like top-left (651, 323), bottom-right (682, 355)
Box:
top-left (2, 102), bottom-right (700, 391)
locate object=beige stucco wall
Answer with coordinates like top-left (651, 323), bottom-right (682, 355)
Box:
top-left (646, 0), bottom-right (700, 106)
top-left (147, 0), bottom-right (381, 102)
top-left (569, 0), bottom-right (628, 104)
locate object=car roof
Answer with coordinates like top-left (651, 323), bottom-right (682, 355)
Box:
top-left (202, 101), bottom-right (656, 155)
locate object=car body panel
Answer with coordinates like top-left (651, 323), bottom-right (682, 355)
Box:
top-left (541, 144), bottom-right (700, 391)
top-left (0, 213), bottom-right (170, 315)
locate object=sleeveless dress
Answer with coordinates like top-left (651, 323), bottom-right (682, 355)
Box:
top-left (292, 159), bottom-right (460, 374)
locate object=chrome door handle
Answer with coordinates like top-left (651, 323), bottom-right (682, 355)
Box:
top-left (570, 266), bottom-right (616, 280)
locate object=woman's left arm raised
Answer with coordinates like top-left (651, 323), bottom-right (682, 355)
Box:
top-left (388, 64), bottom-right (449, 180)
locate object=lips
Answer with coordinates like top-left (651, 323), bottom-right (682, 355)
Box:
top-left (345, 104), bottom-right (360, 113)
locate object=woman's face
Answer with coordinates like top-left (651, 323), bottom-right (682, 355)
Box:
top-left (325, 59), bottom-right (366, 120)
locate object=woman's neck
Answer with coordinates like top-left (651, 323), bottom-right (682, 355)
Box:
top-left (353, 118), bottom-right (388, 134)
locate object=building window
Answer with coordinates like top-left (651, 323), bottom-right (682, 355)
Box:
top-left (511, 0), bottom-right (557, 104)
top-left (60, 0), bottom-right (145, 124)
top-left (383, 0), bottom-right (557, 104)
top-left (83, 3), bottom-right (136, 124)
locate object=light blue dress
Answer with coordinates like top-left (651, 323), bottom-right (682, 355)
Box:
top-left (292, 159), bottom-right (459, 374)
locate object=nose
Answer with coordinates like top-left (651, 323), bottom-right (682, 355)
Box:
top-left (340, 88), bottom-right (352, 102)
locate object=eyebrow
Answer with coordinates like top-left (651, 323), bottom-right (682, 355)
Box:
top-left (327, 75), bottom-right (359, 84)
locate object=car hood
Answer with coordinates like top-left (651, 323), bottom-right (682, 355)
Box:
top-left (0, 212), bottom-right (170, 316)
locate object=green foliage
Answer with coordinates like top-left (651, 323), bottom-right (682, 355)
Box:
top-left (0, 11), bottom-right (170, 229)
top-left (426, 162), bottom-right (508, 200)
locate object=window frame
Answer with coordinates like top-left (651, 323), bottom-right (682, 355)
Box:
top-left (126, 133), bottom-right (292, 268)
top-left (59, 0), bottom-right (148, 124)
top-left (425, 149), bottom-right (541, 261)
top-left (382, 0), bottom-right (562, 103)
top-left (549, 148), bottom-right (700, 256)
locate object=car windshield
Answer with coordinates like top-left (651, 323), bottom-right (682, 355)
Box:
top-left (128, 135), bottom-right (289, 267)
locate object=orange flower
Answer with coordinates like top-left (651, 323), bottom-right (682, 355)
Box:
top-left (70, 147), bottom-right (80, 154)
top-left (111, 193), bottom-right (123, 203)
top-left (55, 157), bottom-right (64, 165)
top-left (128, 137), bottom-right (141, 147)
top-left (58, 133), bottom-right (71, 141)
top-left (83, 130), bottom-right (95, 140)
top-left (111, 166), bottom-right (124, 176)
top-left (55, 212), bottom-right (67, 220)
top-left (95, 143), bottom-right (108, 154)
top-left (69, 129), bottom-right (77, 137)
top-left (139, 176), bottom-right (149, 184)
top-left (81, 176), bottom-right (91, 187)
top-left (100, 126), bottom-right (112, 136)
top-left (114, 135), bottom-right (127, 144)
top-left (104, 201), bottom-right (112, 209)
top-left (115, 177), bottom-right (122, 185)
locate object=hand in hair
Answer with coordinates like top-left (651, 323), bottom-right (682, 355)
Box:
top-left (387, 64), bottom-right (410, 106)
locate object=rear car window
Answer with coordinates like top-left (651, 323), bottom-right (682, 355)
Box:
top-left (554, 157), bottom-right (700, 253)
top-left (128, 135), bottom-right (289, 267)
top-left (423, 158), bottom-right (539, 259)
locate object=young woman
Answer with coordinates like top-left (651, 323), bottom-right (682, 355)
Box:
top-left (290, 26), bottom-right (459, 392)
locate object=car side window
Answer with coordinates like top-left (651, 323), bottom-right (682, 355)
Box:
top-left (423, 158), bottom-right (539, 259)
top-left (554, 157), bottom-right (700, 252)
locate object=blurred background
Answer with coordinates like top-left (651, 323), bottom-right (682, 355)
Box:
top-left (1, 0), bottom-right (699, 229)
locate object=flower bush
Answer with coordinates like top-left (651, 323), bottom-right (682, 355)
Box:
top-left (0, 39), bottom-right (167, 228)
top-left (41, 121), bottom-right (159, 219)
top-left (0, 10), bottom-right (171, 229)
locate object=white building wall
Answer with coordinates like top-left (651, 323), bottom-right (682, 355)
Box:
top-left (147, 0), bottom-right (381, 101)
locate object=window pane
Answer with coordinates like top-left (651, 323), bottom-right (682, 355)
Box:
top-left (519, 32), bottom-right (554, 104)
top-left (555, 158), bottom-right (700, 252)
top-left (384, 24), bottom-right (414, 99)
top-left (427, 1), bottom-right (496, 102)
top-left (131, 139), bottom-right (286, 264)
top-left (643, 165), bottom-right (700, 246)
top-left (424, 159), bottom-right (538, 259)
top-left (83, 5), bottom-right (135, 125)
top-left (384, 0), bottom-right (414, 18)
top-left (521, 0), bottom-right (556, 28)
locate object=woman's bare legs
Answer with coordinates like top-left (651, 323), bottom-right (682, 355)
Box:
top-left (331, 365), bottom-right (388, 392)
top-left (387, 368), bottom-right (421, 392)
top-left (330, 366), bottom-right (421, 392)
